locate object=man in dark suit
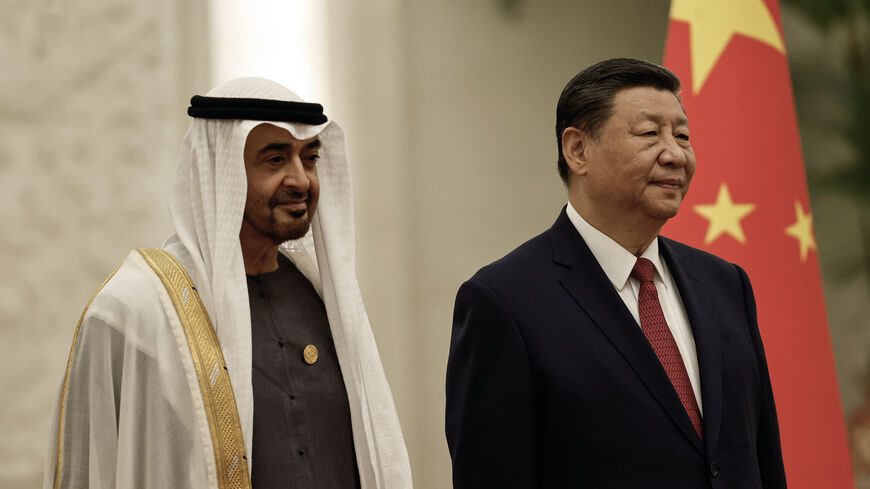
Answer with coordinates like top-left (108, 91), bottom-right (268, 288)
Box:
top-left (445, 58), bottom-right (788, 488)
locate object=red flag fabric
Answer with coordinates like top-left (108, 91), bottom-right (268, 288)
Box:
top-left (662, 0), bottom-right (855, 486)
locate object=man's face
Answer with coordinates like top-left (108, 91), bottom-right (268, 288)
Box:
top-left (581, 86), bottom-right (695, 224)
top-left (242, 123), bottom-right (321, 244)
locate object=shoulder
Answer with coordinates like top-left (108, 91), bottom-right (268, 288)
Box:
top-left (82, 250), bottom-right (168, 347)
top-left (454, 225), bottom-right (566, 320)
top-left (92, 251), bottom-right (160, 311)
top-left (660, 236), bottom-right (742, 270)
top-left (659, 235), bottom-right (752, 292)
top-left (468, 229), bottom-right (553, 289)
top-left (459, 208), bottom-right (586, 299)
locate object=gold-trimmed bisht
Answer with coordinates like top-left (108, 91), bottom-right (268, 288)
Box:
top-left (53, 249), bottom-right (252, 489)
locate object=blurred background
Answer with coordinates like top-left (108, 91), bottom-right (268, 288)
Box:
top-left (1, 0), bottom-right (867, 487)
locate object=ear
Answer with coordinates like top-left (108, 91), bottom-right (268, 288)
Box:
top-left (561, 127), bottom-right (590, 177)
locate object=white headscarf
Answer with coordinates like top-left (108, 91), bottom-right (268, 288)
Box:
top-left (162, 77), bottom-right (412, 489)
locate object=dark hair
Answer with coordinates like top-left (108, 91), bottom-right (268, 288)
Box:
top-left (555, 58), bottom-right (682, 184)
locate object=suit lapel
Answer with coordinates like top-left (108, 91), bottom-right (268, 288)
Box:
top-left (550, 209), bottom-right (703, 453)
top-left (660, 237), bottom-right (724, 457)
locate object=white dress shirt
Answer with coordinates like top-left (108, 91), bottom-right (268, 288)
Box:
top-left (565, 203), bottom-right (703, 413)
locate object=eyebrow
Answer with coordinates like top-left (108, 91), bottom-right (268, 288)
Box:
top-left (638, 111), bottom-right (689, 127)
top-left (257, 142), bottom-right (290, 155)
top-left (257, 138), bottom-right (322, 155)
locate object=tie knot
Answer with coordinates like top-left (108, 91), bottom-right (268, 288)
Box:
top-left (632, 257), bottom-right (655, 283)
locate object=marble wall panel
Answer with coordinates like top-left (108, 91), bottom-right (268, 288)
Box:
top-left (0, 1), bottom-right (208, 487)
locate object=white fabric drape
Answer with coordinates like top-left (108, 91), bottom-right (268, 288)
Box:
top-left (44, 78), bottom-right (412, 489)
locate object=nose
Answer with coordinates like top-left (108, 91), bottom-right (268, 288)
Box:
top-left (658, 136), bottom-right (688, 168)
top-left (281, 155), bottom-right (310, 192)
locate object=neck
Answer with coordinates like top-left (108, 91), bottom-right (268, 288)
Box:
top-left (240, 224), bottom-right (281, 275)
top-left (568, 196), bottom-right (664, 256)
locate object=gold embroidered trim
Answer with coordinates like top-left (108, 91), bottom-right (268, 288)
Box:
top-left (137, 248), bottom-right (251, 489)
top-left (53, 263), bottom-right (122, 489)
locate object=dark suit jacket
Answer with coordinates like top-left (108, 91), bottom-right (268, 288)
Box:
top-left (446, 208), bottom-right (787, 489)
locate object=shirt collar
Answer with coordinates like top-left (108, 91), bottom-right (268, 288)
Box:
top-left (565, 202), bottom-right (667, 291)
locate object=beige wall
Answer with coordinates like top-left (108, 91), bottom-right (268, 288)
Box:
top-left (0, 1), bottom-right (209, 487)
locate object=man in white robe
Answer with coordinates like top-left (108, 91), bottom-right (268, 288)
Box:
top-left (43, 77), bottom-right (412, 489)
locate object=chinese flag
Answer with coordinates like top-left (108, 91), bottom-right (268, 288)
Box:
top-left (662, 0), bottom-right (854, 486)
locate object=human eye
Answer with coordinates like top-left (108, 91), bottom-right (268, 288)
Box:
top-left (266, 155), bottom-right (285, 164)
top-left (304, 153), bottom-right (321, 164)
top-left (675, 131), bottom-right (690, 142)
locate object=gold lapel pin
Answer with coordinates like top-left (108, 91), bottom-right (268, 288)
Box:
top-left (303, 344), bottom-right (319, 365)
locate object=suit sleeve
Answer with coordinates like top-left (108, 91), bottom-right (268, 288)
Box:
top-left (446, 278), bottom-right (536, 489)
top-left (735, 264), bottom-right (788, 489)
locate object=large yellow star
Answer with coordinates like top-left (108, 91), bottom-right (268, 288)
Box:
top-left (693, 183), bottom-right (756, 244)
top-left (670, 0), bottom-right (786, 94)
top-left (785, 200), bottom-right (816, 262)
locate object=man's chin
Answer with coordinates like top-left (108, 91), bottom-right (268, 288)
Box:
top-left (269, 219), bottom-right (312, 242)
top-left (645, 201), bottom-right (683, 221)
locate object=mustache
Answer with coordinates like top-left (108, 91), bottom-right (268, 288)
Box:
top-left (269, 190), bottom-right (309, 207)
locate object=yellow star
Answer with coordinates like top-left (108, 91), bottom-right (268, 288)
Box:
top-left (785, 200), bottom-right (816, 262)
top-left (670, 0), bottom-right (786, 94)
top-left (693, 183), bottom-right (756, 244)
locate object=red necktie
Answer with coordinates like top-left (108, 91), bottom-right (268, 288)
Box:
top-left (632, 257), bottom-right (703, 439)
